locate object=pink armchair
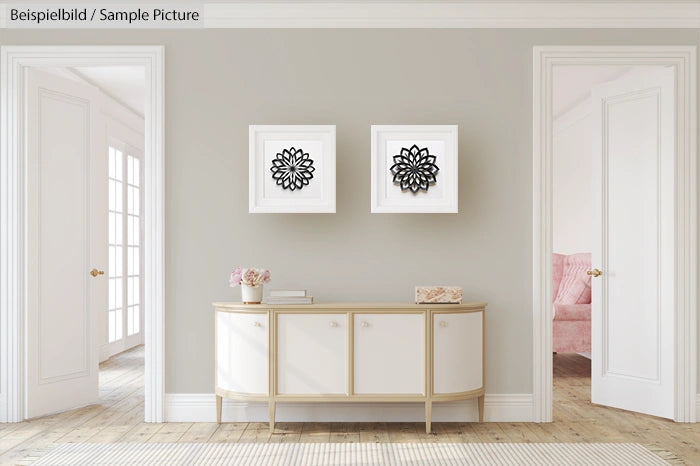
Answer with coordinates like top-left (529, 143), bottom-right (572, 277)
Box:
top-left (552, 253), bottom-right (592, 353)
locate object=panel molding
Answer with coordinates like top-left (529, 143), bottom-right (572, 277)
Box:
top-left (165, 393), bottom-right (534, 423)
top-left (601, 87), bottom-right (663, 384)
top-left (533, 46), bottom-right (697, 423)
top-left (0, 45), bottom-right (165, 423)
top-left (35, 88), bottom-right (90, 384)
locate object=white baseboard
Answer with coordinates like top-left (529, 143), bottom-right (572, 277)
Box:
top-left (696, 394), bottom-right (700, 422)
top-left (165, 393), bottom-right (534, 423)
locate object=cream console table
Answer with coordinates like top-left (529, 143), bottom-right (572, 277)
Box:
top-left (213, 302), bottom-right (486, 433)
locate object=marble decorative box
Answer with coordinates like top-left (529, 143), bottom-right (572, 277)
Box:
top-left (415, 286), bottom-right (463, 304)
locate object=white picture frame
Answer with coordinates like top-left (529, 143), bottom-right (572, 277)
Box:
top-left (371, 125), bottom-right (458, 213)
top-left (249, 125), bottom-right (336, 213)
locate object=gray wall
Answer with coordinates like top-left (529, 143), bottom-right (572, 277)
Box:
top-left (1, 29), bottom-right (698, 395)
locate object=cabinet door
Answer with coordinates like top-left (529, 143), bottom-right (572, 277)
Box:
top-left (216, 311), bottom-right (268, 394)
top-left (354, 313), bottom-right (424, 394)
top-left (277, 313), bottom-right (347, 394)
top-left (433, 311), bottom-right (482, 394)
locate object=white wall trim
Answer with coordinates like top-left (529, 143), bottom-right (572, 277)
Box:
top-left (165, 393), bottom-right (534, 423)
top-left (200, 2), bottom-right (700, 28)
top-left (532, 46), bottom-right (697, 423)
top-left (0, 46), bottom-right (165, 423)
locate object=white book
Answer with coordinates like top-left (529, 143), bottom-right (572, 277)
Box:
top-left (264, 296), bottom-right (314, 304)
top-left (268, 289), bottom-right (307, 297)
top-left (266, 296), bottom-right (313, 301)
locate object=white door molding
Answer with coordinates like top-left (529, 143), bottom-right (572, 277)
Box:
top-left (0, 45), bottom-right (165, 423)
top-left (532, 46), bottom-right (697, 422)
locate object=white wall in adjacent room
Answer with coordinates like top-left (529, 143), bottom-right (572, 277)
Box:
top-left (553, 100), bottom-right (593, 255)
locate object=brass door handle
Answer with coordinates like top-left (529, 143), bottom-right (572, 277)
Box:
top-left (90, 268), bottom-right (105, 277)
top-left (587, 268), bottom-right (603, 277)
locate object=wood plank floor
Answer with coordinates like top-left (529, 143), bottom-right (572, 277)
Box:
top-left (0, 348), bottom-right (698, 464)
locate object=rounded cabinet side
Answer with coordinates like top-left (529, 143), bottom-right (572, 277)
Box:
top-left (432, 310), bottom-right (484, 395)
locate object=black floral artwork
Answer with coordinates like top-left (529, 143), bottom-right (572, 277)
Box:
top-left (270, 147), bottom-right (315, 191)
top-left (389, 144), bottom-right (440, 193)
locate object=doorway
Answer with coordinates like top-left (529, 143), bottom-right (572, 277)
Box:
top-left (532, 46), bottom-right (697, 423)
top-left (0, 46), bottom-right (164, 423)
top-left (551, 64), bottom-right (676, 418)
top-left (23, 65), bottom-right (147, 418)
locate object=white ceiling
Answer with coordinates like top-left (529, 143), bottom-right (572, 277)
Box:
top-left (552, 65), bottom-right (631, 118)
top-left (71, 66), bottom-right (145, 117)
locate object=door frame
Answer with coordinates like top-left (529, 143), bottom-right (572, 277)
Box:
top-left (532, 46), bottom-right (697, 422)
top-left (0, 46), bottom-right (165, 423)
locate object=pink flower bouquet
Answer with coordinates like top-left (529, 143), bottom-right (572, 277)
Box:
top-left (229, 267), bottom-right (271, 288)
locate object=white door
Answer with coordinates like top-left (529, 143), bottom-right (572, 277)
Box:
top-left (277, 314), bottom-right (347, 395)
top-left (26, 69), bottom-right (105, 418)
top-left (354, 313), bottom-right (424, 394)
top-left (590, 66), bottom-right (675, 419)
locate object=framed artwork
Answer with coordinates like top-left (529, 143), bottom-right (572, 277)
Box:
top-left (371, 125), bottom-right (458, 213)
top-left (249, 125), bottom-right (336, 213)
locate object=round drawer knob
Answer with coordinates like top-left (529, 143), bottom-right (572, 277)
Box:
top-left (440, 321), bottom-right (448, 328)
top-left (361, 321), bottom-right (369, 328)
top-left (329, 321), bottom-right (338, 328)
top-left (253, 321), bottom-right (262, 327)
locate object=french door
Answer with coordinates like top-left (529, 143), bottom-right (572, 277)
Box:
top-left (106, 139), bottom-right (144, 357)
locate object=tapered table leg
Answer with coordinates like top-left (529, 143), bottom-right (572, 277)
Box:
top-left (216, 395), bottom-right (222, 424)
top-left (478, 394), bottom-right (485, 422)
top-left (425, 400), bottom-right (432, 434)
top-left (269, 400), bottom-right (276, 432)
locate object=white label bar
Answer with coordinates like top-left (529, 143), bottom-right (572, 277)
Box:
top-left (1, 2), bottom-right (699, 29)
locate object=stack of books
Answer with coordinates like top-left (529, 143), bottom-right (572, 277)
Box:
top-left (264, 289), bottom-right (314, 305)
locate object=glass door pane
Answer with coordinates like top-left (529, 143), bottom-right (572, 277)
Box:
top-left (126, 155), bottom-right (141, 336)
top-left (107, 145), bottom-right (143, 347)
top-left (107, 147), bottom-right (124, 343)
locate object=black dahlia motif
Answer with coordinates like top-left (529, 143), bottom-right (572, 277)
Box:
top-left (390, 145), bottom-right (439, 193)
top-left (270, 147), bottom-right (315, 191)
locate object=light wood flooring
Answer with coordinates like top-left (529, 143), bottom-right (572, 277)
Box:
top-left (0, 348), bottom-right (698, 464)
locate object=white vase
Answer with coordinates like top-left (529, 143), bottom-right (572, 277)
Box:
top-left (241, 284), bottom-right (263, 304)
